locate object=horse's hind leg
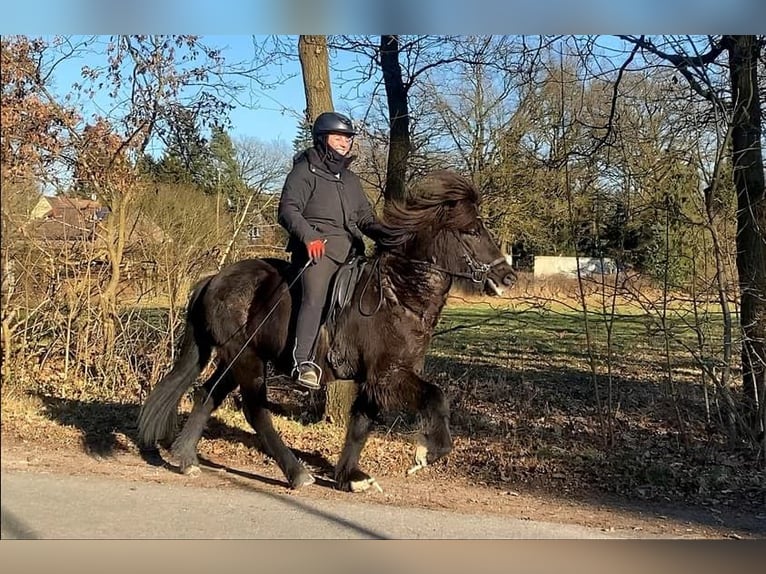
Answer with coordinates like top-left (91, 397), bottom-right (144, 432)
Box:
top-left (334, 392), bottom-right (381, 492)
top-left (239, 374), bottom-right (315, 489)
top-left (171, 364), bottom-right (238, 476)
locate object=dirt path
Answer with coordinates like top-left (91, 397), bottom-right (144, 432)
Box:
top-left (1, 433), bottom-right (761, 539)
top-left (2, 388), bottom-right (763, 539)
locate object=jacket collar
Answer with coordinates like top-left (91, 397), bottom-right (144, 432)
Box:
top-left (300, 147), bottom-right (348, 181)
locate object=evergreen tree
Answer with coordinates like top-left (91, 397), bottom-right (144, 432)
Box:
top-left (154, 107), bottom-right (215, 190)
top-left (292, 115), bottom-right (313, 154)
top-left (208, 126), bottom-right (248, 203)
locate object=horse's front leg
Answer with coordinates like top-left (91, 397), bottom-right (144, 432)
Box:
top-left (334, 391), bottom-right (382, 492)
top-left (403, 372), bottom-right (453, 474)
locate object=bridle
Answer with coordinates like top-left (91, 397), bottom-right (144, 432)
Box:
top-left (358, 229), bottom-right (507, 316)
top-left (415, 230), bottom-right (507, 284)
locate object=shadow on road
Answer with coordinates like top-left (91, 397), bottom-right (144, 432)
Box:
top-left (192, 458), bottom-right (389, 538)
top-left (15, 395), bottom-right (390, 539)
top-left (0, 506), bottom-right (41, 539)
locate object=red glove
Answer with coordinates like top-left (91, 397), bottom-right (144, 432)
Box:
top-left (306, 239), bottom-right (325, 262)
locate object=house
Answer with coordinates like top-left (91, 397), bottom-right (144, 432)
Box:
top-left (28, 195), bottom-right (108, 242)
top-left (30, 195), bottom-right (103, 221)
top-left (26, 194), bottom-right (165, 248)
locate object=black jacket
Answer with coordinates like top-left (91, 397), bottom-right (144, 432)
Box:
top-left (278, 148), bottom-right (376, 263)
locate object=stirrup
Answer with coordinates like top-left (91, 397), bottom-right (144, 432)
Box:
top-left (292, 361), bottom-right (322, 390)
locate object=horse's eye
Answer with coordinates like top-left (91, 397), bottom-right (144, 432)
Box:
top-left (464, 227), bottom-right (481, 237)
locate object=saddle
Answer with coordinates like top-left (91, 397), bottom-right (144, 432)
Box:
top-left (326, 255), bottom-right (367, 328)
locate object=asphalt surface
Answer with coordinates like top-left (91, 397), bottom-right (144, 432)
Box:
top-left (0, 470), bottom-right (643, 539)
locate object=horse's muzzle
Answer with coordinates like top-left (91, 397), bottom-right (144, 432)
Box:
top-left (501, 270), bottom-right (516, 286)
top-left (485, 264), bottom-right (516, 296)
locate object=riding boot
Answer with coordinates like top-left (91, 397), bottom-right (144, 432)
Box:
top-left (293, 362), bottom-right (321, 390)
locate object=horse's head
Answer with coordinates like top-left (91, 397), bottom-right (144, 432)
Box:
top-left (444, 215), bottom-right (516, 296)
top-left (383, 170), bottom-right (516, 296)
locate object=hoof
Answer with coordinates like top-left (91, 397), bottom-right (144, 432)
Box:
top-left (419, 428), bottom-right (453, 465)
top-left (336, 468), bottom-right (383, 493)
top-left (181, 464), bottom-right (201, 477)
top-left (349, 477), bottom-right (383, 493)
top-left (289, 468), bottom-right (316, 490)
top-left (407, 444), bottom-right (429, 475)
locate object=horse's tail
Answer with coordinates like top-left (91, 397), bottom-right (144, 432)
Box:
top-left (137, 275), bottom-right (214, 448)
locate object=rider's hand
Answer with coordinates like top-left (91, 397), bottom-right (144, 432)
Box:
top-left (306, 239), bottom-right (326, 263)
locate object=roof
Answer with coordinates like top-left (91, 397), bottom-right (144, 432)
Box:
top-left (27, 195), bottom-right (163, 246)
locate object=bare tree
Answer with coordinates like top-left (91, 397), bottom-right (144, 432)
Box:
top-left (214, 136), bottom-right (291, 267)
top-left (1, 34), bottom-right (244, 390)
top-left (298, 35), bottom-right (334, 123)
top-left (379, 35), bottom-right (411, 202)
top-left (726, 36), bottom-right (766, 443)
top-left (620, 35), bottom-right (766, 448)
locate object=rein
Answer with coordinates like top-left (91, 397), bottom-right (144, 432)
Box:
top-left (358, 256), bottom-right (384, 316)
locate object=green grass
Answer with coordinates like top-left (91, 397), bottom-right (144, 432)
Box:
top-left (434, 299), bottom-right (729, 364)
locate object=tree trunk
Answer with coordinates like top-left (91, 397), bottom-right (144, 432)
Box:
top-left (298, 36), bottom-right (334, 123)
top-left (100, 190), bottom-right (129, 360)
top-left (324, 379), bottom-right (358, 426)
top-left (380, 35), bottom-right (411, 202)
top-left (296, 35), bottom-right (355, 425)
top-left (726, 35), bottom-right (766, 440)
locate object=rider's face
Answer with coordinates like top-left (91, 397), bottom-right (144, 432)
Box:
top-left (326, 132), bottom-right (354, 156)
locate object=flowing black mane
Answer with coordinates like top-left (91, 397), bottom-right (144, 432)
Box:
top-left (372, 171), bottom-right (498, 296)
top-left (382, 170), bottom-right (482, 235)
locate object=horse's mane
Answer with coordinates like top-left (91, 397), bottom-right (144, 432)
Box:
top-left (382, 170), bottom-right (481, 233)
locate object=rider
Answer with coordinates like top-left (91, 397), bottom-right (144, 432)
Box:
top-left (278, 111), bottom-right (404, 390)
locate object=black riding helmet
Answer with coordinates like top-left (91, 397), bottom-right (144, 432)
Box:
top-left (311, 111), bottom-right (357, 142)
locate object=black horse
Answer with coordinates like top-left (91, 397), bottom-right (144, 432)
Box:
top-left (137, 170), bottom-right (515, 492)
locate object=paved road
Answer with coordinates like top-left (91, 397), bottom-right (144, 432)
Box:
top-left (0, 470), bottom-right (642, 539)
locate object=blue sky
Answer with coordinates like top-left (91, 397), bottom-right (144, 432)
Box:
top-left (207, 36), bottom-right (378, 143)
top-left (44, 35), bottom-right (390, 151)
top-left (208, 35), bottom-right (307, 143)
top-left (46, 35), bottom-right (315, 146)
top-left (32, 31), bottom-right (766, 154)
top-left (41, 34), bottom-right (631, 151)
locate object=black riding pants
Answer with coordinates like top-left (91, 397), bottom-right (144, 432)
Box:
top-left (292, 255), bottom-right (341, 366)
